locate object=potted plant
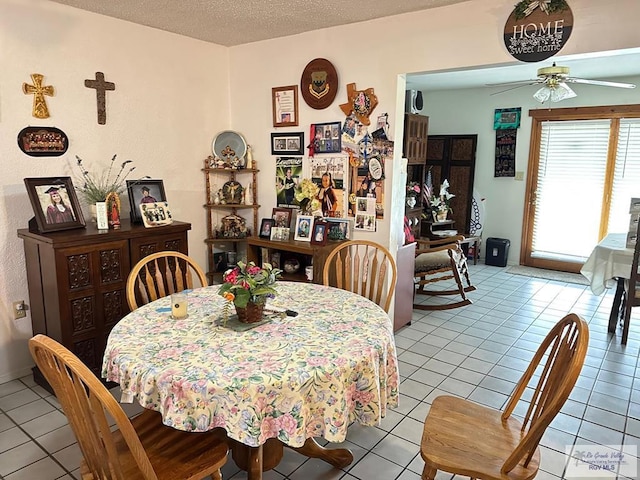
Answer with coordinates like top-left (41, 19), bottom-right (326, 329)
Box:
top-left (406, 181), bottom-right (421, 208)
top-left (218, 261), bottom-right (283, 323)
top-left (430, 179), bottom-right (455, 222)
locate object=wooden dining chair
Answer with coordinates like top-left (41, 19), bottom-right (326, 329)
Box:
top-left (413, 235), bottom-right (476, 310)
top-left (420, 313), bottom-right (589, 480)
top-left (322, 240), bottom-right (397, 313)
top-left (622, 219), bottom-right (640, 344)
top-left (29, 334), bottom-right (228, 480)
top-left (127, 251), bottom-right (208, 310)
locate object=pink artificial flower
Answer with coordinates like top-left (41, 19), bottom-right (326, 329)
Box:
top-left (247, 265), bottom-right (262, 275)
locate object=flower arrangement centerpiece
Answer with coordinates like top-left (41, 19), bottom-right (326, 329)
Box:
top-left (295, 178), bottom-right (321, 215)
top-left (74, 154), bottom-right (139, 204)
top-left (218, 261), bottom-right (283, 323)
top-left (430, 179), bottom-right (455, 221)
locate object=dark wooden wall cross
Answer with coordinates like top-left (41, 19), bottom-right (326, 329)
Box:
top-left (84, 72), bottom-right (115, 125)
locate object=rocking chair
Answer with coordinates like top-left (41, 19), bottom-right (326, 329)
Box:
top-left (414, 235), bottom-right (476, 310)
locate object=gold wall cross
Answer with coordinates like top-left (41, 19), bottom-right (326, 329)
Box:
top-left (23, 73), bottom-right (54, 119)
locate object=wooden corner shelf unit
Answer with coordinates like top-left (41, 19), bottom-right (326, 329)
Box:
top-left (203, 159), bottom-right (259, 283)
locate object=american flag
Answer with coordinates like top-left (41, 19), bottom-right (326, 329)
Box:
top-left (423, 169), bottom-right (433, 206)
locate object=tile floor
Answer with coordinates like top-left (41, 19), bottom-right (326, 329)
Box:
top-left (1, 263), bottom-right (640, 479)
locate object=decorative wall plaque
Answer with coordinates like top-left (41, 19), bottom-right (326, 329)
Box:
top-left (504, 0), bottom-right (573, 63)
top-left (300, 58), bottom-right (338, 110)
top-left (18, 126), bottom-right (68, 156)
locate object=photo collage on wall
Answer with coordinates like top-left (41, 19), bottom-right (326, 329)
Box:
top-left (271, 110), bottom-right (392, 234)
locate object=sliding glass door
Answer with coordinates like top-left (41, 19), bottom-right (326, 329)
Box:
top-left (521, 106), bottom-right (640, 273)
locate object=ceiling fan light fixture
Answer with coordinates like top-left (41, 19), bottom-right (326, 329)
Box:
top-left (533, 82), bottom-right (577, 103)
top-left (533, 86), bottom-right (551, 103)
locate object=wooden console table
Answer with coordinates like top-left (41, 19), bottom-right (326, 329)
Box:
top-left (18, 220), bottom-right (191, 389)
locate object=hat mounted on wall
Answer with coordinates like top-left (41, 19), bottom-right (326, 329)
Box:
top-left (300, 58), bottom-right (339, 110)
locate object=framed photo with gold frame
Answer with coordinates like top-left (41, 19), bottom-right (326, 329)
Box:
top-left (272, 85), bottom-right (298, 127)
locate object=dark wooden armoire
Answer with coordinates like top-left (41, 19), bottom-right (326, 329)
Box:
top-left (426, 134), bottom-right (477, 235)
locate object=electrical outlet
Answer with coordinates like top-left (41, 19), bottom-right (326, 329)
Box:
top-left (13, 301), bottom-right (27, 319)
top-left (515, 171), bottom-right (524, 181)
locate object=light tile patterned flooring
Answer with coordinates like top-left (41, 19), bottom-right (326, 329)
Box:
top-left (1, 263), bottom-right (640, 479)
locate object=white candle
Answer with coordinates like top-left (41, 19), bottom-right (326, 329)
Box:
top-left (171, 293), bottom-right (188, 319)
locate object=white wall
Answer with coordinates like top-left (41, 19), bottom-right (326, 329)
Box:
top-left (1, 0), bottom-right (639, 381)
top-left (0, 0), bottom-right (230, 382)
top-left (423, 74), bottom-right (640, 263)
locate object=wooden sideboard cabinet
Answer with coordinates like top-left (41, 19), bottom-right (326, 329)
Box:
top-left (18, 220), bottom-right (191, 389)
top-left (246, 236), bottom-right (337, 284)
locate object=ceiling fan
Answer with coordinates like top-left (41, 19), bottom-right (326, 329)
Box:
top-left (487, 63), bottom-right (636, 103)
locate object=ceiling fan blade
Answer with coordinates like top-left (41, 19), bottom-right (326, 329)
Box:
top-left (565, 77), bottom-right (636, 89)
top-left (486, 79), bottom-right (541, 87)
top-left (489, 83), bottom-right (539, 96)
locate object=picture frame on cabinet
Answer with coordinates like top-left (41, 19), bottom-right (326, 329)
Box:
top-left (259, 218), bottom-right (275, 238)
top-left (24, 176), bottom-right (86, 233)
top-left (127, 179), bottom-right (166, 224)
top-left (272, 207), bottom-right (293, 228)
top-left (310, 219), bottom-right (328, 246)
top-left (271, 132), bottom-right (304, 155)
top-left (272, 85), bottom-right (299, 127)
top-left (294, 214), bottom-right (314, 242)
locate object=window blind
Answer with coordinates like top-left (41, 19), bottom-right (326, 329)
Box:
top-left (609, 118), bottom-right (640, 233)
top-left (533, 120), bottom-right (611, 259)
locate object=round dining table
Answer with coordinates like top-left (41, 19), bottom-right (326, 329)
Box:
top-left (102, 281), bottom-right (399, 479)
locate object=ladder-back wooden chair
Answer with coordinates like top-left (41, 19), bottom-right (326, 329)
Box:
top-left (29, 334), bottom-right (228, 480)
top-left (322, 240), bottom-right (397, 313)
top-left (413, 235), bottom-right (476, 310)
top-left (622, 218), bottom-right (640, 344)
top-left (420, 313), bottom-right (589, 480)
top-left (127, 251), bottom-right (208, 310)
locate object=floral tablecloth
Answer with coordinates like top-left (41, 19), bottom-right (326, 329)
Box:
top-left (102, 282), bottom-right (399, 448)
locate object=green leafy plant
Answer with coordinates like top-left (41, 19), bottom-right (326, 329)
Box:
top-left (74, 154), bottom-right (141, 203)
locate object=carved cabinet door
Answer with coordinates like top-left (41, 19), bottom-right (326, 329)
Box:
top-left (54, 240), bottom-right (130, 375)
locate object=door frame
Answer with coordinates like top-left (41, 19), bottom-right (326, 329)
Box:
top-left (520, 104), bottom-right (640, 274)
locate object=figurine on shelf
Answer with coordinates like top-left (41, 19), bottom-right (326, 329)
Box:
top-left (247, 145), bottom-right (255, 169)
top-left (105, 191), bottom-right (121, 229)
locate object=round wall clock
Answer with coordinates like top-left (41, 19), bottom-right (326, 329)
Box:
top-left (300, 58), bottom-right (339, 110)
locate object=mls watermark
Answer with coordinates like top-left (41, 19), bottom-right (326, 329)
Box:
top-left (565, 444), bottom-right (637, 478)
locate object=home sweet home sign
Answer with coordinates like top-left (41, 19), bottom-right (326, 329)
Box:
top-left (503, 0), bottom-right (573, 63)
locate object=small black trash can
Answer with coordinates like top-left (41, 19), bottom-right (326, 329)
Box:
top-left (485, 237), bottom-right (510, 267)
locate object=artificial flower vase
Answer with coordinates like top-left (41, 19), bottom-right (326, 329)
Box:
top-left (436, 211), bottom-right (448, 222)
top-left (235, 301), bottom-right (265, 323)
top-left (406, 196), bottom-right (417, 208)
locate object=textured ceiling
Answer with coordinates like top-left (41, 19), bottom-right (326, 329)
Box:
top-left (47, 0), bottom-right (469, 46)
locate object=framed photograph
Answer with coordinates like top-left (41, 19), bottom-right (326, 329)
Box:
top-left (310, 219), bottom-right (328, 246)
top-left (24, 177), bottom-right (85, 233)
top-left (139, 201), bottom-right (173, 228)
top-left (272, 85), bottom-right (299, 127)
top-left (270, 132), bottom-right (304, 155)
top-left (272, 207), bottom-right (293, 228)
top-left (294, 214), bottom-right (314, 242)
top-left (259, 218), bottom-right (275, 238)
top-left (311, 121), bottom-right (342, 154)
top-left (213, 252), bottom-right (227, 272)
top-left (127, 179), bottom-right (166, 224)
top-left (326, 218), bottom-right (351, 241)
top-left (270, 226), bottom-right (290, 242)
